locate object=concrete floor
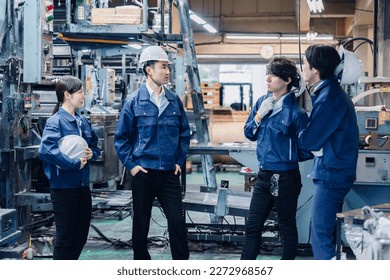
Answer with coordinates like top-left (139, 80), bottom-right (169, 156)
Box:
top-left (76, 169), bottom-right (313, 260)
top-left (29, 169), bottom-right (313, 260)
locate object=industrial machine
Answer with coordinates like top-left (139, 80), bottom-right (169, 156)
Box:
top-left (0, 0), bottom-right (388, 260)
top-left (0, 0), bottom-right (221, 258)
top-left (344, 77), bottom-right (390, 210)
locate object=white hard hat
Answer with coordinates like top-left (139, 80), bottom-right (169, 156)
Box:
top-left (59, 135), bottom-right (88, 159)
top-left (139, 46), bottom-right (171, 66)
top-left (334, 45), bottom-right (364, 85)
top-left (291, 70), bottom-right (306, 97)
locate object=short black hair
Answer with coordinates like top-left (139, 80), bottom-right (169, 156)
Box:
top-left (305, 44), bottom-right (341, 80)
top-left (142, 60), bottom-right (157, 76)
top-left (267, 57), bottom-right (300, 91)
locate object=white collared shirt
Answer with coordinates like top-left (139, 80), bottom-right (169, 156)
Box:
top-left (146, 83), bottom-right (165, 108)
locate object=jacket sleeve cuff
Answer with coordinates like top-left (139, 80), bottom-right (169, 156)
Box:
top-left (126, 161), bottom-right (137, 171)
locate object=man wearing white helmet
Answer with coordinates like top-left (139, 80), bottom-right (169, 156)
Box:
top-left (298, 44), bottom-right (360, 260)
top-left (114, 45), bottom-right (190, 260)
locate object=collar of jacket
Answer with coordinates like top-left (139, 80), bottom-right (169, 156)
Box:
top-left (311, 76), bottom-right (339, 96)
top-left (269, 92), bottom-right (296, 117)
top-left (280, 92), bottom-right (296, 107)
top-left (138, 83), bottom-right (175, 101)
top-left (58, 106), bottom-right (81, 123)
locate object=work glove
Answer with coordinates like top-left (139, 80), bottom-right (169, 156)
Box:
top-left (311, 148), bottom-right (323, 157)
top-left (256, 97), bottom-right (274, 120)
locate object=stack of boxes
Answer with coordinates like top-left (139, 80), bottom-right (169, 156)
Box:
top-left (187, 82), bottom-right (220, 110)
top-left (90, 5), bottom-right (142, 25)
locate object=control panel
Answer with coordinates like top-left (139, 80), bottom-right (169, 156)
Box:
top-left (0, 209), bottom-right (17, 240)
top-left (356, 150), bottom-right (390, 184)
top-left (23, 0), bottom-right (53, 83)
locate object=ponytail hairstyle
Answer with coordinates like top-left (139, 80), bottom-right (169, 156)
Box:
top-left (52, 76), bottom-right (83, 114)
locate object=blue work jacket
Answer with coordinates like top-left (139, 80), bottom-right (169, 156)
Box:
top-left (298, 77), bottom-right (359, 184)
top-left (114, 84), bottom-right (190, 172)
top-left (244, 92), bottom-right (312, 171)
top-left (38, 107), bottom-right (101, 189)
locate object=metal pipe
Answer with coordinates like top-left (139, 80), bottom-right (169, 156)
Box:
top-left (66, 0), bottom-right (71, 27)
top-left (168, 0), bottom-right (173, 34)
top-left (132, 0), bottom-right (148, 32)
top-left (159, 0), bottom-right (165, 35)
top-left (373, 0), bottom-right (378, 76)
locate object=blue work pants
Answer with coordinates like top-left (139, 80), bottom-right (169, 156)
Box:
top-left (310, 179), bottom-right (351, 259)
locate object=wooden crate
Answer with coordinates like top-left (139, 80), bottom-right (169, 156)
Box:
top-left (91, 6), bottom-right (142, 25)
top-left (209, 109), bottom-right (249, 144)
top-left (201, 82), bottom-right (220, 88)
top-left (203, 95), bottom-right (220, 108)
top-left (186, 93), bottom-right (220, 109)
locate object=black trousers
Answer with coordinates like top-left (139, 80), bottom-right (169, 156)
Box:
top-left (241, 170), bottom-right (302, 260)
top-left (131, 169), bottom-right (189, 260)
top-left (50, 187), bottom-right (92, 260)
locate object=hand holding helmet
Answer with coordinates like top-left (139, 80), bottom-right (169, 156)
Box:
top-left (256, 97), bottom-right (274, 121)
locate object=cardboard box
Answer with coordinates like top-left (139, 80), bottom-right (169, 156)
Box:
top-left (91, 6), bottom-right (142, 25)
top-left (208, 109), bottom-right (249, 144)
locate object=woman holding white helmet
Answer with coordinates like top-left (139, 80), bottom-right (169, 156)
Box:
top-left (39, 76), bottom-right (101, 260)
top-left (114, 45), bottom-right (190, 260)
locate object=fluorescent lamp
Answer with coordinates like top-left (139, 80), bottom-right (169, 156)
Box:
top-left (225, 33), bottom-right (332, 42)
top-left (281, 34), bottom-right (333, 41)
top-left (307, 0), bottom-right (324, 13)
top-left (306, 32), bottom-right (318, 41)
top-left (190, 14), bottom-right (206, 25)
top-left (314, 35), bottom-right (333, 41)
top-left (128, 44), bottom-right (142, 49)
top-left (280, 36), bottom-right (303, 41)
top-left (225, 34), bottom-right (280, 40)
top-left (189, 9), bottom-right (218, 34)
top-left (203, 24), bottom-right (217, 34)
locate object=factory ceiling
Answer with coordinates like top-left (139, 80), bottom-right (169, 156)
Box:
top-left (182, 0), bottom-right (375, 61)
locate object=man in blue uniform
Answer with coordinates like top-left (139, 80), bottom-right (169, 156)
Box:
top-left (114, 46), bottom-right (190, 260)
top-left (298, 45), bottom-right (359, 259)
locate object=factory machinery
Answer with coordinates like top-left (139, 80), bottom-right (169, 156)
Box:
top-left (0, 0), bottom-right (389, 259)
top-left (0, 0), bottom-right (220, 258)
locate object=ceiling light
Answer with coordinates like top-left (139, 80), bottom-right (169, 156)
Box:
top-left (225, 34), bottom-right (280, 40)
top-left (306, 32), bottom-right (318, 41)
top-left (307, 0), bottom-right (324, 13)
top-left (203, 24), bottom-right (217, 34)
top-left (225, 33), bottom-right (333, 42)
top-left (281, 34), bottom-right (333, 41)
top-left (128, 44), bottom-right (142, 49)
top-left (189, 13), bottom-right (206, 25)
top-left (189, 9), bottom-right (218, 34)
top-left (313, 35), bottom-right (333, 41)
